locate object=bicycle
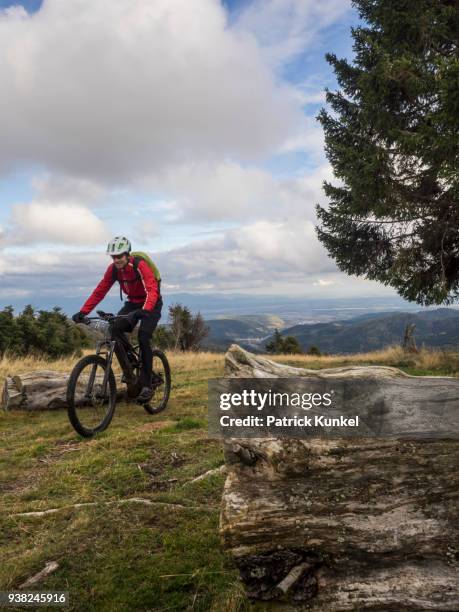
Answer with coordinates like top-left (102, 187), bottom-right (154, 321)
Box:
top-left (67, 310), bottom-right (171, 437)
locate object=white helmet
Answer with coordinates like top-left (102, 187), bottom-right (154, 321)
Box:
top-left (106, 236), bottom-right (131, 255)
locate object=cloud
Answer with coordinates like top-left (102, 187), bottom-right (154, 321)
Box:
top-left (134, 220), bottom-right (161, 243)
top-left (232, 0), bottom-right (352, 67)
top-left (277, 117), bottom-right (325, 159)
top-left (156, 218), bottom-right (337, 291)
top-left (144, 161), bottom-right (334, 222)
top-left (0, 250), bottom-right (113, 305)
top-left (0, 226), bottom-right (393, 303)
top-left (230, 220), bottom-right (329, 270)
top-left (2, 201), bottom-right (109, 246)
top-left (30, 174), bottom-right (106, 207)
top-left (145, 161), bottom-right (275, 221)
top-left (0, 0), bottom-right (304, 181)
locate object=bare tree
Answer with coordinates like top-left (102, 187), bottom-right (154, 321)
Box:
top-left (403, 323), bottom-right (418, 353)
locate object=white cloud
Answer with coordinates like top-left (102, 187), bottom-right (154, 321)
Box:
top-left (230, 220), bottom-right (328, 270)
top-left (145, 161), bottom-right (333, 221)
top-left (0, 234), bottom-right (394, 302)
top-left (31, 175), bottom-right (106, 207)
top-left (145, 161), bottom-right (275, 221)
top-left (156, 218), bottom-right (337, 291)
top-left (0, 0), bottom-right (304, 181)
top-left (314, 278), bottom-right (335, 286)
top-left (134, 220), bottom-right (160, 243)
top-left (232, 0), bottom-right (351, 67)
top-left (3, 202), bottom-right (109, 246)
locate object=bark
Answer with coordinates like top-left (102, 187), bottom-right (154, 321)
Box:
top-left (220, 345), bottom-right (459, 610)
top-left (403, 323), bottom-right (418, 353)
top-left (19, 561), bottom-right (59, 589)
top-left (2, 370), bottom-right (125, 411)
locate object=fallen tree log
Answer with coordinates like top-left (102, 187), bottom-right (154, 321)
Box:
top-left (220, 345), bottom-right (459, 609)
top-left (2, 370), bottom-right (126, 411)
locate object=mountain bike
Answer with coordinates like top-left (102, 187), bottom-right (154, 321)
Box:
top-left (67, 310), bottom-right (171, 437)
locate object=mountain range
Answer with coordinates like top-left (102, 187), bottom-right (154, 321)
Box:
top-left (202, 308), bottom-right (459, 354)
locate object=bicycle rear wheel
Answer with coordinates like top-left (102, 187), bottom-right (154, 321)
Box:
top-left (67, 355), bottom-right (117, 437)
top-left (144, 349), bottom-right (171, 415)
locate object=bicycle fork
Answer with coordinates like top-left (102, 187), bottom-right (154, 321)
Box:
top-left (85, 340), bottom-right (117, 400)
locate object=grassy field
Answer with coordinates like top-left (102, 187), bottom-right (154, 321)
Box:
top-left (0, 347), bottom-right (458, 611)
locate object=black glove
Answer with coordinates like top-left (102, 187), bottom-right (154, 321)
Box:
top-left (126, 310), bottom-right (140, 326)
top-left (127, 309), bottom-right (150, 326)
top-left (72, 311), bottom-right (87, 324)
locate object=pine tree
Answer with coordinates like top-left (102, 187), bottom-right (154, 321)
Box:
top-left (266, 330), bottom-right (303, 354)
top-left (282, 336), bottom-right (303, 354)
top-left (266, 329), bottom-right (284, 354)
top-left (0, 306), bottom-right (19, 356)
top-left (317, 0), bottom-right (459, 305)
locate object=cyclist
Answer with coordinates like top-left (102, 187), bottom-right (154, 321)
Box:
top-left (72, 236), bottom-right (162, 403)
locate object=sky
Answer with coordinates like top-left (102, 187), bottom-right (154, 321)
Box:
top-left (0, 0), bottom-right (404, 309)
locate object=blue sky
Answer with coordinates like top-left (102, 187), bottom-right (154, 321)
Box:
top-left (0, 0), bottom-right (42, 12)
top-left (0, 0), bottom-right (399, 310)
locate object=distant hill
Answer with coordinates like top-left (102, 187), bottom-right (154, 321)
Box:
top-left (268, 309), bottom-right (459, 354)
top-left (202, 315), bottom-right (284, 352)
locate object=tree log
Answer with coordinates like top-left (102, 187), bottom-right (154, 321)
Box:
top-left (220, 345), bottom-right (459, 609)
top-left (2, 370), bottom-right (125, 411)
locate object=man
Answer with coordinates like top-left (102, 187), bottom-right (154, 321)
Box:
top-left (72, 236), bottom-right (162, 403)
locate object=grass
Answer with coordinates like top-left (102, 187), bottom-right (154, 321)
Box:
top-left (0, 346), bottom-right (457, 611)
top-left (268, 344), bottom-right (459, 377)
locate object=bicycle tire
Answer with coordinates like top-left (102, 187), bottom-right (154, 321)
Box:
top-left (143, 349), bottom-right (171, 415)
top-left (67, 355), bottom-right (117, 437)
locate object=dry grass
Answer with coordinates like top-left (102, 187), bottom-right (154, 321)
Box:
top-left (167, 350), bottom-right (224, 373)
top-left (166, 344), bottom-right (459, 376)
top-left (271, 345), bottom-right (411, 366)
top-left (268, 345), bottom-right (459, 376)
top-left (1, 344), bottom-right (458, 390)
top-left (0, 351), bottom-right (78, 384)
top-left (0, 350), bottom-right (221, 384)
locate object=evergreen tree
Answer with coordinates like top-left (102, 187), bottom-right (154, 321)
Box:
top-left (266, 329), bottom-right (284, 354)
top-left (317, 0), bottom-right (459, 305)
top-left (0, 306), bottom-right (19, 355)
top-left (282, 336), bottom-right (303, 354)
top-left (266, 330), bottom-right (303, 354)
top-left (16, 305), bottom-right (39, 354)
top-left (0, 306), bottom-right (88, 358)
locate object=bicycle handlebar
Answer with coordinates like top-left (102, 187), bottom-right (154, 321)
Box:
top-left (83, 311), bottom-right (132, 324)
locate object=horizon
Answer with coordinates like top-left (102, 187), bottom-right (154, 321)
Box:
top-left (2, 292), bottom-right (457, 322)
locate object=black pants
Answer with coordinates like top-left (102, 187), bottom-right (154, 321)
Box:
top-left (113, 298), bottom-right (162, 386)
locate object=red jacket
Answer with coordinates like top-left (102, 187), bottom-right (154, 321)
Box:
top-left (81, 257), bottom-right (160, 314)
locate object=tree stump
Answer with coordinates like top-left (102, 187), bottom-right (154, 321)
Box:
top-left (2, 370), bottom-right (126, 411)
top-left (220, 345), bottom-right (459, 609)
top-left (403, 323), bottom-right (418, 353)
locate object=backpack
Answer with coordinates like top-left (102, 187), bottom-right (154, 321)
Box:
top-left (112, 251), bottom-right (161, 301)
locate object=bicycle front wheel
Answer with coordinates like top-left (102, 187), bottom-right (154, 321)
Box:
top-left (144, 349), bottom-right (171, 415)
top-left (67, 355), bottom-right (117, 437)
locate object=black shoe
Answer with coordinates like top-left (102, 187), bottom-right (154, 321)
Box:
top-left (137, 386), bottom-right (153, 403)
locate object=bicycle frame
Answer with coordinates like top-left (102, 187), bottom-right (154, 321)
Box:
top-left (85, 314), bottom-right (140, 399)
